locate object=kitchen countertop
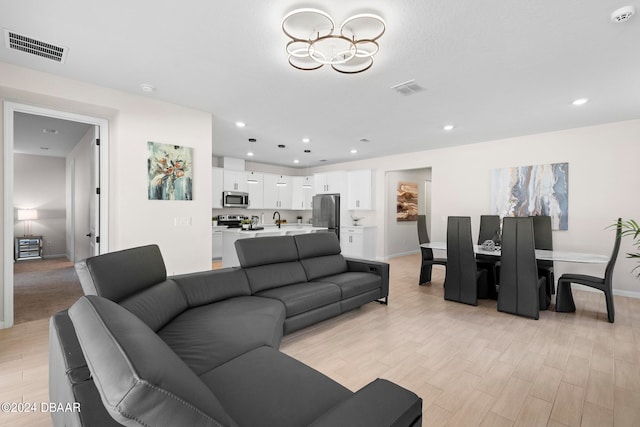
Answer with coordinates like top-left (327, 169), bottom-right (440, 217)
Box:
top-left (222, 226), bottom-right (327, 235)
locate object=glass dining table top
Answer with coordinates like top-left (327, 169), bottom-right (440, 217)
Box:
top-left (420, 242), bottom-right (609, 264)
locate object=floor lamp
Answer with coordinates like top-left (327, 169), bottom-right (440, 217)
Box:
top-left (17, 209), bottom-right (38, 236)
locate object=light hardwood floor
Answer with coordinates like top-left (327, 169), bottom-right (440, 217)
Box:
top-left (1, 253), bottom-right (639, 426)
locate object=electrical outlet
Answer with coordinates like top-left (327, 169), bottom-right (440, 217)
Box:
top-left (173, 217), bottom-right (192, 226)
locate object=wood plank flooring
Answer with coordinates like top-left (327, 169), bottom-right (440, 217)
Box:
top-left (1, 253), bottom-right (639, 426)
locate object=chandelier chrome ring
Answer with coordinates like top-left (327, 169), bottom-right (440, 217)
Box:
top-left (340, 13), bottom-right (386, 41)
top-left (332, 56), bottom-right (374, 74)
top-left (308, 35), bottom-right (356, 65)
top-left (286, 40), bottom-right (312, 58)
top-left (354, 39), bottom-right (379, 58)
top-left (282, 8), bottom-right (335, 41)
top-left (288, 54), bottom-right (324, 71)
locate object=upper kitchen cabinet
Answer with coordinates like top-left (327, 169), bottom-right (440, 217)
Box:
top-left (347, 169), bottom-right (375, 210)
top-left (263, 174), bottom-right (292, 209)
top-left (246, 171), bottom-right (264, 209)
top-left (223, 169), bottom-right (248, 192)
top-left (212, 167), bottom-right (224, 208)
top-left (291, 176), bottom-right (314, 210)
top-left (314, 171), bottom-right (346, 195)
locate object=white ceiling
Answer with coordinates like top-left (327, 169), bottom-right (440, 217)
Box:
top-left (13, 113), bottom-right (92, 158)
top-left (2, 1), bottom-right (639, 167)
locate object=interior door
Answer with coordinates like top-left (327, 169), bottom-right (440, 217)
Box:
top-left (89, 126), bottom-right (100, 256)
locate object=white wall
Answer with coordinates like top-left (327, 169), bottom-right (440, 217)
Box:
top-left (1, 62), bottom-right (213, 325)
top-left (386, 168), bottom-right (431, 257)
top-left (310, 119), bottom-right (640, 295)
top-left (13, 153), bottom-right (66, 257)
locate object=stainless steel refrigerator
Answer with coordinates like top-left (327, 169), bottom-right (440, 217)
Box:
top-left (312, 194), bottom-right (340, 240)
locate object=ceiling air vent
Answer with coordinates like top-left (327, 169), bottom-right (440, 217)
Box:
top-left (391, 79), bottom-right (426, 96)
top-left (4, 29), bottom-right (68, 63)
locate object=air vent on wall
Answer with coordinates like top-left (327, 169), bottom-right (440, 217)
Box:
top-left (390, 79), bottom-right (426, 96)
top-left (3, 29), bottom-right (68, 63)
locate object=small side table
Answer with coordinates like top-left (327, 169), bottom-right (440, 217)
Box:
top-left (14, 236), bottom-right (43, 261)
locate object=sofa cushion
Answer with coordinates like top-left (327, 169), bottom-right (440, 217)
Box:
top-left (119, 279), bottom-right (188, 332)
top-left (300, 254), bottom-right (349, 281)
top-left (243, 262), bottom-right (309, 293)
top-left (294, 232), bottom-right (342, 259)
top-left (294, 233), bottom-right (349, 280)
top-left (313, 272), bottom-right (382, 299)
top-left (69, 295), bottom-right (235, 427)
top-left (235, 236), bottom-right (299, 268)
top-left (84, 244), bottom-right (168, 302)
top-left (158, 296), bottom-right (286, 375)
top-left (200, 346), bottom-right (352, 427)
top-left (256, 282), bottom-right (341, 317)
top-left (172, 268), bottom-right (252, 307)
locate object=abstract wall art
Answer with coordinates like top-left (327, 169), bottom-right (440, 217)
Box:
top-left (491, 162), bottom-right (568, 230)
top-left (397, 181), bottom-right (418, 222)
top-left (148, 141), bottom-right (193, 200)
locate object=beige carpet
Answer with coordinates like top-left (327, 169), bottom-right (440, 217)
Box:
top-left (13, 258), bottom-right (84, 324)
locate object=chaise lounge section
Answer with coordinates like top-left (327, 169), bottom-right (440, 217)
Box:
top-left (50, 234), bottom-right (421, 426)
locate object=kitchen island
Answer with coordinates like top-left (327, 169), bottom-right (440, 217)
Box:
top-left (222, 225), bottom-right (329, 267)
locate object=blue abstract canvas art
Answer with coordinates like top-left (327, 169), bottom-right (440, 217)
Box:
top-left (491, 162), bottom-right (568, 230)
top-left (148, 142), bottom-right (193, 200)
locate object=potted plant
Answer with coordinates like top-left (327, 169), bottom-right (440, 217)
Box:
top-left (297, 215), bottom-right (303, 224)
top-left (212, 216), bottom-right (218, 227)
top-left (613, 218), bottom-right (640, 276)
top-left (241, 218), bottom-right (252, 230)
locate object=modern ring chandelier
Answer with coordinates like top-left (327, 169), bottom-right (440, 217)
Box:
top-left (282, 8), bottom-right (386, 74)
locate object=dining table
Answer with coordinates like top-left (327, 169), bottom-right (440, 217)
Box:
top-left (420, 242), bottom-right (610, 264)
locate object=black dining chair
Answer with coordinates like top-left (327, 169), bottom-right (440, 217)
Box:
top-left (477, 215), bottom-right (501, 299)
top-left (555, 218), bottom-right (621, 323)
top-left (497, 217), bottom-right (548, 319)
top-left (417, 214), bottom-right (447, 285)
top-left (444, 216), bottom-right (488, 306)
top-left (531, 215), bottom-right (555, 298)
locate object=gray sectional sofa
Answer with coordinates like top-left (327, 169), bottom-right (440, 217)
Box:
top-left (50, 232), bottom-right (422, 426)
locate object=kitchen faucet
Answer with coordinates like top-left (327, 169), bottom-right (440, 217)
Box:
top-left (273, 211), bottom-right (281, 228)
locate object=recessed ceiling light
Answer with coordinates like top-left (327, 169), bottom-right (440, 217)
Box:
top-left (572, 98), bottom-right (589, 106)
top-left (293, 159), bottom-right (299, 164)
top-left (443, 124), bottom-right (454, 131)
top-left (302, 137), bottom-right (311, 143)
top-left (350, 149), bottom-right (358, 154)
top-left (42, 128), bottom-right (59, 134)
top-left (247, 151), bottom-right (254, 156)
top-left (140, 83), bottom-right (155, 93)
top-left (236, 121), bottom-right (246, 128)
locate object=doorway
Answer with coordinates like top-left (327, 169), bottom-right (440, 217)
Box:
top-left (2, 102), bottom-right (109, 328)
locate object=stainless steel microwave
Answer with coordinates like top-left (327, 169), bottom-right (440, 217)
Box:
top-left (222, 191), bottom-right (249, 208)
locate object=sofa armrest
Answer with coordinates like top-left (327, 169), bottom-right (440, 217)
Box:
top-left (345, 258), bottom-right (390, 299)
top-left (309, 379), bottom-right (422, 427)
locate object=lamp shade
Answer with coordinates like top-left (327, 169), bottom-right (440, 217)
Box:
top-left (17, 209), bottom-right (38, 220)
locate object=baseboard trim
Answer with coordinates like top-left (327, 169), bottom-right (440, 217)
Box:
top-left (43, 254), bottom-right (68, 260)
top-left (385, 249), bottom-right (420, 260)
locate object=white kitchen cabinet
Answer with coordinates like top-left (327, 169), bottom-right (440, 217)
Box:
top-left (212, 227), bottom-right (224, 259)
top-left (291, 176), bottom-right (314, 210)
top-left (246, 171), bottom-right (264, 209)
top-left (223, 170), bottom-right (248, 192)
top-left (314, 171), bottom-right (346, 195)
top-left (212, 167), bottom-right (224, 208)
top-left (347, 169), bottom-right (375, 210)
top-left (340, 226), bottom-right (376, 259)
top-left (263, 174), bottom-right (292, 209)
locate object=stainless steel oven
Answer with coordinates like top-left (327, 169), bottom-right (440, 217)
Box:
top-left (222, 191), bottom-right (249, 208)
